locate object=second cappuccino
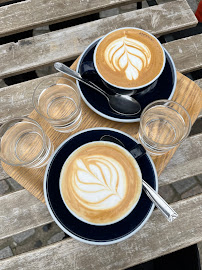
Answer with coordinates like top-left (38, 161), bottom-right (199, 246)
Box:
top-left (94, 27), bottom-right (165, 90)
top-left (60, 141), bottom-right (142, 225)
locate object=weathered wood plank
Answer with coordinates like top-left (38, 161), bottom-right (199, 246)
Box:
top-left (0, 190), bottom-right (52, 240)
top-left (0, 164), bottom-right (9, 181)
top-left (157, 0), bottom-right (197, 12)
top-left (163, 34), bottom-right (202, 73)
top-left (195, 78), bottom-right (202, 89)
top-left (0, 0), bottom-right (142, 37)
top-left (195, 79), bottom-right (202, 118)
top-left (159, 134), bottom-right (202, 185)
top-left (0, 0), bottom-right (12, 4)
top-left (0, 133), bottom-right (201, 240)
top-left (0, 74), bottom-right (50, 124)
top-left (0, 194), bottom-right (202, 270)
top-left (0, 0), bottom-right (197, 78)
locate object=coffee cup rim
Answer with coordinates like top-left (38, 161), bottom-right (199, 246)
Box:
top-left (59, 140), bottom-right (143, 226)
top-left (93, 27), bottom-right (166, 90)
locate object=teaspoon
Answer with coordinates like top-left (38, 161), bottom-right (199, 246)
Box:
top-left (100, 135), bottom-right (178, 222)
top-left (54, 62), bottom-right (141, 115)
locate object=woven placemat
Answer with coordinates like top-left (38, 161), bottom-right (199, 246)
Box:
top-left (2, 58), bottom-right (202, 203)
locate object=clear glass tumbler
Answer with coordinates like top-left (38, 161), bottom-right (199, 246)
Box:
top-left (33, 76), bottom-right (82, 133)
top-left (0, 117), bottom-right (54, 168)
top-left (138, 100), bottom-right (191, 155)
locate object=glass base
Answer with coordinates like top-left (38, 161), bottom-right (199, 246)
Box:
top-left (53, 113), bottom-right (82, 133)
top-left (138, 134), bottom-right (173, 156)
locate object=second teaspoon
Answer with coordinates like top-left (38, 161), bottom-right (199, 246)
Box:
top-left (54, 62), bottom-right (141, 116)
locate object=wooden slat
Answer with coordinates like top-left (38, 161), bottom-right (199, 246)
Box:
top-left (0, 194), bottom-right (202, 270)
top-left (195, 80), bottom-right (202, 118)
top-left (0, 74), bottom-right (49, 124)
top-left (0, 164), bottom-right (9, 181)
top-left (159, 134), bottom-right (202, 185)
top-left (0, 0), bottom-right (142, 38)
top-left (163, 34), bottom-right (202, 73)
top-left (0, 190), bottom-right (52, 240)
top-left (0, 0), bottom-right (12, 4)
top-left (195, 78), bottom-right (202, 89)
top-left (0, 0), bottom-right (16, 4)
top-left (0, 133), bottom-right (201, 240)
top-left (0, 0), bottom-right (198, 78)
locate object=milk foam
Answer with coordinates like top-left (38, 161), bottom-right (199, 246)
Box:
top-left (72, 155), bottom-right (126, 210)
top-left (104, 37), bottom-right (151, 80)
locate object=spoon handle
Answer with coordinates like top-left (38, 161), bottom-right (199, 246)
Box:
top-left (142, 180), bottom-right (178, 222)
top-left (54, 62), bottom-right (82, 80)
top-left (54, 62), bottom-right (109, 99)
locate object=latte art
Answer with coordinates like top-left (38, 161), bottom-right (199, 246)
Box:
top-left (60, 141), bottom-right (142, 225)
top-left (73, 156), bottom-right (126, 210)
top-left (104, 37), bottom-right (151, 81)
top-left (95, 28), bottom-right (165, 88)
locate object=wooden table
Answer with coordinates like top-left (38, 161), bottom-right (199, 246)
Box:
top-left (0, 0), bottom-right (202, 269)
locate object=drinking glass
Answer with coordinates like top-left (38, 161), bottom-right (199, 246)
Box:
top-left (33, 76), bottom-right (82, 133)
top-left (138, 100), bottom-right (191, 155)
top-left (0, 117), bottom-right (54, 168)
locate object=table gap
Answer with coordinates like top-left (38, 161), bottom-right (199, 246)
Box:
top-left (0, 0), bottom-right (26, 7)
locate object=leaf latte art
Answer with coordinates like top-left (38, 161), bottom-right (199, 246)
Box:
top-left (72, 155), bottom-right (126, 210)
top-left (104, 37), bottom-right (151, 81)
top-left (60, 142), bottom-right (142, 225)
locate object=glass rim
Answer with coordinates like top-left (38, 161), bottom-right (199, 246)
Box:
top-left (139, 99), bottom-right (192, 148)
top-left (0, 117), bottom-right (47, 166)
top-left (32, 76), bottom-right (81, 123)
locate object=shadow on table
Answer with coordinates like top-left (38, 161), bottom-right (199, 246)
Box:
top-left (127, 244), bottom-right (201, 270)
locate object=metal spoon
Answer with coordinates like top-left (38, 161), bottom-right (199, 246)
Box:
top-left (54, 62), bottom-right (141, 115)
top-left (100, 135), bottom-right (178, 222)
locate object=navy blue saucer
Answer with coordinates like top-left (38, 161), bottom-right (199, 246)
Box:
top-left (44, 128), bottom-right (158, 245)
top-left (76, 38), bottom-right (177, 122)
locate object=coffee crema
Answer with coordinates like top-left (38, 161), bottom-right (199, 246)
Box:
top-left (60, 141), bottom-right (142, 225)
top-left (95, 28), bottom-right (165, 88)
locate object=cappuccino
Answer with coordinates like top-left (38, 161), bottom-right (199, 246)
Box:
top-left (60, 141), bottom-right (142, 225)
top-left (94, 28), bottom-right (165, 89)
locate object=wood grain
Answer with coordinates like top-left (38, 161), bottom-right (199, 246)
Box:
top-left (0, 132), bottom-right (201, 241)
top-left (0, 164), bottom-right (9, 181)
top-left (163, 34), bottom-right (202, 73)
top-left (0, 73), bottom-right (56, 124)
top-left (159, 134), bottom-right (202, 185)
top-left (0, 0), bottom-right (198, 78)
top-left (1, 194), bottom-right (202, 270)
top-left (0, 0), bottom-right (13, 4)
top-left (196, 78), bottom-right (202, 89)
top-left (1, 71), bottom-right (202, 202)
top-left (0, 190), bottom-right (52, 240)
top-left (196, 79), bottom-right (202, 118)
top-left (0, 0), bottom-right (143, 38)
